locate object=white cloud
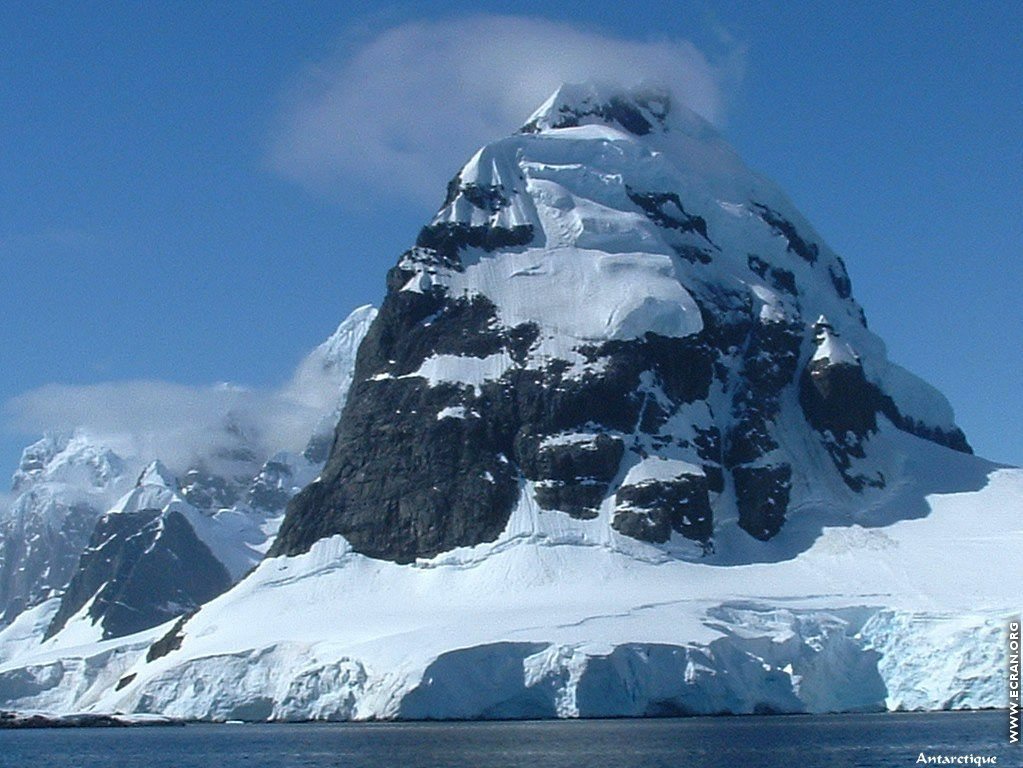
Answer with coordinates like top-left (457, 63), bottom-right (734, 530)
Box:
top-left (4, 352), bottom-right (342, 478)
top-left (268, 14), bottom-right (744, 202)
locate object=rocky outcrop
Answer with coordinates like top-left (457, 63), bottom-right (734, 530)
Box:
top-left (525, 434), bottom-right (625, 519)
top-left (799, 317), bottom-right (970, 491)
top-left (613, 469), bottom-right (712, 543)
top-left (45, 508), bottom-right (231, 640)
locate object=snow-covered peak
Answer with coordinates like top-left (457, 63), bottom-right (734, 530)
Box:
top-left (11, 431), bottom-right (127, 497)
top-left (135, 460), bottom-right (176, 489)
top-left (524, 82), bottom-right (669, 134)
top-left (285, 305), bottom-right (378, 411)
top-left (286, 305), bottom-right (378, 463)
top-left (274, 83), bottom-right (974, 566)
top-left (1, 433), bottom-right (133, 625)
top-left (110, 471), bottom-right (180, 517)
top-left (521, 82), bottom-right (718, 142)
top-left (316, 305), bottom-right (377, 373)
top-left (405, 83), bottom-right (964, 436)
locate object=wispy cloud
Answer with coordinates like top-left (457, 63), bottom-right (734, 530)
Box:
top-left (4, 346), bottom-right (343, 478)
top-left (268, 14), bottom-right (744, 203)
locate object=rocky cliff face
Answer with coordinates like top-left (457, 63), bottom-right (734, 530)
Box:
top-left (273, 83), bottom-right (969, 564)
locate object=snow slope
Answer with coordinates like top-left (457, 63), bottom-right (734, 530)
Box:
top-left (1, 425), bottom-right (1017, 719)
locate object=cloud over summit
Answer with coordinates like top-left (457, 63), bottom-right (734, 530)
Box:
top-left (268, 14), bottom-right (744, 202)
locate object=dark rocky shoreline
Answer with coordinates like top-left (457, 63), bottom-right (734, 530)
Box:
top-left (0, 710), bottom-right (184, 729)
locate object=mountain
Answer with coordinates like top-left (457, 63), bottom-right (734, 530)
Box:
top-left (0, 433), bottom-right (130, 625)
top-left (0, 85), bottom-right (1017, 720)
top-left (0, 305), bottom-right (375, 647)
top-left (271, 81), bottom-right (969, 563)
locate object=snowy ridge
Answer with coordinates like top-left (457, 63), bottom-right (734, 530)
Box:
top-left (287, 305), bottom-right (377, 461)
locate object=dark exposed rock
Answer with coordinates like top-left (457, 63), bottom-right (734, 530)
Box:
top-left (443, 174), bottom-right (461, 207)
top-left (725, 319), bottom-right (803, 469)
top-left (0, 500), bottom-right (99, 625)
top-left (674, 244), bottom-right (714, 264)
top-left (461, 184), bottom-right (510, 213)
top-left (520, 434), bottom-right (624, 519)
top-left (414, 222), bottom-right (534, 268)
top-left (442, 171), bottom-right (512, 213)
top-left (273, 281), bottom-right (724, 561)
top-left (799, 317), bottom-right (971, 487)
top-left (877, 395), bottom-right (972, 454)
top-left (274, 236), bottom-right (972, 562)
top-left (146, 612), bottom-right (193, 663)
top-left (598, 334), bottom-right (717, 406)
top-left (702, 465), bottom-right (725, 495)
top-left (534, 482), bottom-right (606, 519)
top-left (599, 96), bottom-right (655, 134)
top-left (613, 473), bottom-right (712, 543)
top-left (747, 254), bottom-right (796, 293)
top-left (752, 203), bottom-right (819, 264)
top-left (746, 254), bottom-right (769, 278)
top-left (0, 710), bottom-right (183, 728)
top-left (800, 359), bottom-right (878, 439)
top-left (627, 188), bottom-right (712, 243)
top-left (0, 712), bottom-right (119, 728)
top-left (271, 290), bottom-right (533, 562)
top-left (178, 468), bottom-right (243, 512)
top-left (829, 259), bottom-right (853, 299)
top-left (357, 293), bottom-right (503, 377)
top-left (271, 372), bottom-right (522, 564)
top-left (799, 351), bottom-right (887, 491)
top-left (734, 464), bottom-right (792, 540)
top-left (246, 458), bottom-right (296, 513)
top-left (302, 433), bottom-right (332, 465)
top-left (819, 433), bottom-right (886, 493)
top-left (45, 510), bottom-right (231, 640)
top-left (521, 94), bottom-right (660, 136)
top-left (505, 322), bottom-right (541, 366)
top-left (114, 673), bottom-right (137, 691)
top-left (517, 434), bottom-right (624, 484)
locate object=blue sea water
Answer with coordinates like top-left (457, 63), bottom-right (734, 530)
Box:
top-left (0, 711), bottom-right (1014, 768)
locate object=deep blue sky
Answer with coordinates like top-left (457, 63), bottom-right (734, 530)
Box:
top-left (1, 0), bottom-right (1020, 483)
